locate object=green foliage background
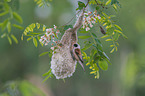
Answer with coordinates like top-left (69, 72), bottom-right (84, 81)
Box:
top-left (0, 0), bottom-right (145, 96)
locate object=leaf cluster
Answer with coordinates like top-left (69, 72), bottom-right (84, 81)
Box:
top-left (22, 23), bottom-right (47, 47)
top-left (76, 1), bottom-right (86, 11)
top-left (42, 69), bottom-right (53, 82)
top-left (79, 30), bottom-right (111, 79)
top-left (100, 12), bottom-right (127, 53)
top-left (89, 0), bottom-right (121, 12)
top-left (0, 0), bottom-right (23, 44)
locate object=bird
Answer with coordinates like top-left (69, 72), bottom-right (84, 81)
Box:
top-left (71, 43), bottom-right (85, 71)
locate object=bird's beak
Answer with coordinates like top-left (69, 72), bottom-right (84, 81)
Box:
top-left (79, 61), bottom-right (85, 72)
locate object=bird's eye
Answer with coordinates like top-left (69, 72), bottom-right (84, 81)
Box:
top-left (73, 44), bottom-right (78, 47)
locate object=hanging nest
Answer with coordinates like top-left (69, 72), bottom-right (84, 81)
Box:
top-left (50, 38), bottom-right (77, 79)
top-left (51, 9), bottom-right (85, 79)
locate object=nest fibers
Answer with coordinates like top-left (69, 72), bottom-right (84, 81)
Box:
top-left (51, 45), bottom-right (77, 79)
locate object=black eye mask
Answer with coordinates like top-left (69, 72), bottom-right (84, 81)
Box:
top-left (73, 44), bottom-right (78, 47)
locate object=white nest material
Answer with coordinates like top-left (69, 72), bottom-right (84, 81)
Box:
top-left (51, 45), bottom-right (77, 79)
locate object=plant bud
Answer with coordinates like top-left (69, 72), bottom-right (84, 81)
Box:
top-left (99, 26), bottom-right (106, 35)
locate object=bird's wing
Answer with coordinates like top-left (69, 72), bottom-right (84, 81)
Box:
top-left (70, 50), bottom-right (75, 61)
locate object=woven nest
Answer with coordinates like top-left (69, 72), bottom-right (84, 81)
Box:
top-left (51, 45), bottom-right (77, 79)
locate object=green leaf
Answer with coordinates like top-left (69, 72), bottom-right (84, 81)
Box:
top-left (13, 24), bottom-right (24, 30)
top-left (114, 24), bottom-right (122, 31)
top-left (1, 33), bottom-right (7, 38)
top-left (38, 2), bottom-right (43, 7)
top-left (111, 0), bottom-right (121, 7)
top-left (28, 32), bottom-right (42, 35)
top-left (43, 25), bottom-right (46, 31)
top-left (78, 36), bottom-right (91, 39)
top-left (36, 23), bottom-right (40, 29)
top-left (11, 34), bottom-right (18, 44)
top-left (103, 52), bottom-right (110, 60)
top-left (121, 33), bottom-right (128, 39)
top-left (21, 34), bottom-right (23, 40)
top-left (93, 63), bottom-right (99, 71)
top-left (95, 6), bottom-right (100, 10)
top-left (99, 60), bottom-right (108, 71)
top-left (0, 11), bottom-right (9, 16)
top-left (110, 45), bottom-right (114, 47)
top-left (7, 35), bottom-right (12, 45)
top-left (102, 12), bottom-right (108, 17)
top-left (43, 74), bottom-right (53, 83)
top-left (53, 32), bottom-right (58, 39)
top-left (106, 0), bottom-right (111, 5)
top-left (82, 43), bottom-right (93, 51)
top-left (103, 23), bottom-right (107, 26)
top-left (113, 32), bottom-right (120, 41)
top-left (37, 36), bottom-right (43, 46)
top-left (95, 71), bottom-right (99, 79)
top-left (113, 4), bottom-right (117, 11)
top-left (13, 12), bottom-right (23, 24)
top-left (114, 29), bottom-right (121, 33)
top-left (104, 57), bottom-right (112, 65)
top-left (101, 35), bottom-right (110, 38)
top-left (27, 37), bottom-right (32, 41)
top-left (90, 49), bottom-right (97, 62)
top-left (111, 0), bottom-right (120, 5)
top-left (39, 51), bottom-right (49, 57)
top-left (2, 19), bottom-right (9, 31)
top-left (79, 30), bottom-right (89, 33)
top-left (95, 38), bottom-right (102, 47)
top-left (23, 23), bottom-right (35, 35)
top-left (89, 0), bottom-right (96, 5)
top-left (7, 21), bottom-right (11, 33)
top-left (105, 39), bottom-right (112, 41)
top-left (110, 15), bottom-right (116, 18)
top-left (92, 33), bottom-right (97, 38)
top-left (43, 69), bottom-right (53, 82)
top-left (107, 27), bottom-right (114, 35)
top-left (114, 30), bottom-right (127, 39)
top-left (48, 50), bottom-right (53, 57)
top-left (110, 47), bottom-right (115, 53)
top-left (82, 51), bottom-right (88, 60)
top-left (33, 37), bottom-right (38, 47)
top-left (76, 1), bottom-right (85, 10)
top-left (29, 23), bottom-right (36, 32)
top-left (43, 69), bottom-right (52, 77)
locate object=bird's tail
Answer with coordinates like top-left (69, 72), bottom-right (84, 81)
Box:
top-left (79, 61), bottom-right (85, 72)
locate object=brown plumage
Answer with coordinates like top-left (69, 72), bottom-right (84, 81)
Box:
top-left (72, 43), bottom-right (85, 71)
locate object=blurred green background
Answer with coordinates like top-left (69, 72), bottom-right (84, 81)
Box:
top-left (0, 0), bottom-right (145, 96)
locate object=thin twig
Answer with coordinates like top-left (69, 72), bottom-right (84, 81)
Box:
top-left (85, 0), bottom-right (90, 8)
top-left (61, 0), bottom-right (90, 27)
top-left (61, 11), bottom-right (81, 27)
